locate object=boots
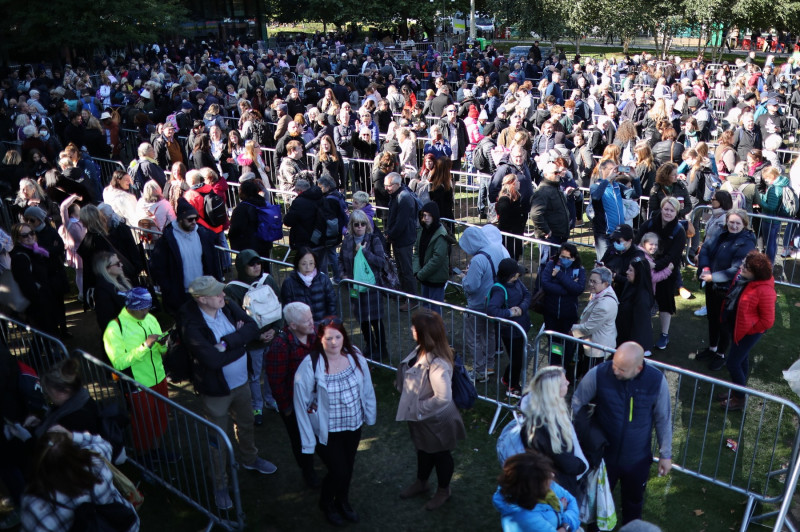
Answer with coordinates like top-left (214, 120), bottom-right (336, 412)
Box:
top-left (425, 487), bottom-right (451, 510)
top-left (399, 479), bottom-right (429, 499)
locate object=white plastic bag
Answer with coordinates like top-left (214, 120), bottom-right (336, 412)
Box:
top-left (782, 359), bottom-right (800, 397)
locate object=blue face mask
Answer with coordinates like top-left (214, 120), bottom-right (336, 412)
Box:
top-left (559, 257), bottom-right (574, 268)
top-left (613, 241), bottom-right (626, 252)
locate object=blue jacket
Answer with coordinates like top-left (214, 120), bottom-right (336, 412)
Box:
top-left (493, 482), bottom-right (581, 532)
top-left (697, 229), bottom-right (756, 286)
top-left (572, 360), bottom-right (672, 466)
top-left (540, 260), bottom-right (585, 321)
top-left (460, 225), bottom-right (510, 309)
top-left (486, 279), bottom-right (532, 338)
top-left (590, 178), bottom-right (625, 236)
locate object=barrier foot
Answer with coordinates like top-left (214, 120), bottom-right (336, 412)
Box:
top-left (739, 496), bottom-right (757, 532)
top-left (749, 509), bottom-right (798, 532)
top-left (489, 404), bottom-right (503, 435)
top-left (203, 519), bottom-right (214, 532)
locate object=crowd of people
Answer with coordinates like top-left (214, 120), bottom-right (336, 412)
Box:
top-left (0, 29), bottom-right (793, 530)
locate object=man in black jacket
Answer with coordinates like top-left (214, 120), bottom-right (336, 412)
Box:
top-left (438, 104), bottom-right (469, 172)
top-left (384, 172), bottom-right (418, 308)
top-left (149, 198), bottom-right (222, 315)
top-left (283, 179), bottom-right (323, 250)
top-left (530, 162), bottom-right (571, 263)
top-left (179, 276), bottom-right (276, 510)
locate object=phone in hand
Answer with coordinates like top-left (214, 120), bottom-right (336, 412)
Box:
top-left (452, 267), bottom-right (463, 275)
top-left (617, 165), bottom-right (633, 173)
top-left (156, 332), bottom-right (170, 344)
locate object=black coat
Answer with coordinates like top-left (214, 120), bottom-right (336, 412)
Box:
top-left (178, 301), bottom-right (259, 397)
top-left (93, 276), bottom-right (127, 333)
top-left (284, 186), bottom-right (323, 249)
top-left (616, 280), bottom-right (654, 351)
top-left (529, 179), bottom-right (571, 240)
top-left (149, 223), bottom-right (222, 314)
top-left (228, 196), bottom-right (274, 257)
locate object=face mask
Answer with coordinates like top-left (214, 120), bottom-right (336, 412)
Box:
top-left (39, 131), bottom-right (48, 139)
top-left (613, 241), bottom-right (626, 252)
top-left (559, 257), bottom-right (574, 268)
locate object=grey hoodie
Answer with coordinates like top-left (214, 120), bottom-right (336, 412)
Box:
top-left (459, 225), bottom-right (511, 309)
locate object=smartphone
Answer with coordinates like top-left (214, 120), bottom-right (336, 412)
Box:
top-left (156, 332), bottom-right (171, 344)
top-left (452, 267), bottom-right (463, 275)
top-left (617, 165), bottom-right (633, 173)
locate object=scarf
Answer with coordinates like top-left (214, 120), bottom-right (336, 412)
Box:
top-left (298, 269), bottom-right (317, 287)
top-left (724, 276), bottom-right (750, 315)
top-left (23, 242), bottom-right (49, 258)
top-left (537, 489), bottom-right (562, 514)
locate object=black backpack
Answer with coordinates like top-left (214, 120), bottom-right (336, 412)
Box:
top-left (250, 119), bottom-right (270, 147)
top-left (472, 139), bottom-right (490, 173)
top-left (161, 326), bottom-right (193, 383)
top-left (201, 190), bottom-right (228, 227)
top-left (310, 197), bottom-right (342, 247)
top-left (451, 353), bottom-right (477, 409)
top-left (69, 498), bottom-right (137, 532)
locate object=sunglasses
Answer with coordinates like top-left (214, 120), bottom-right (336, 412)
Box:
top-left (107, 261), bottom-right (123, 269)
top-left (320, 316), bottom-right (343, 327)
top-left (184, 216), bottom-right (198, 222)
top-left (353, 222), bottom-right (367, 227)
top-left (18, 231), bottom-right (33, 238)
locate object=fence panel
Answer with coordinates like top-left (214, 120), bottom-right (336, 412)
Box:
top-left (337, 279), bottom-right (530, 433)
top-left (94, 157), bottom-right (126, 188)
top-left (74, 349), bottom-right (246, 531)
top-left (533, 329), bottom-right (800, 532)
top-left (0, 314), bottom-right (68, 375)
top-left (687, 205), bottom-right (800, 289)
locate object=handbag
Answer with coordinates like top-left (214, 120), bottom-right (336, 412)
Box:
top-left (0, 268), bottom-right (30, 313)
top-left (579, 459), bottom-right (617, 531)
top-left (351, 246), bottom-right (376, 297)
top-left (379, 253), bottom-right (401, 291)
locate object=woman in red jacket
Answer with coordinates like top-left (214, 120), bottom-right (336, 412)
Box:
top-left (720, 250), bottom-right (776, 410)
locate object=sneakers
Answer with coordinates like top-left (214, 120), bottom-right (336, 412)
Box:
top-left (696, 347), bottom-right (717, 360)
top-left (468, 368), bottom-right (495, 383)
top-left (253, 409), bottom-right (263, 426)
top-left (679, 287), bottom-right (693, 299)
top-left (655, 333), bottom-right (669, 350)
top-left (694, 306), bottom-right (708, 317)
top-left (709, 355), bottom-right (726, 371)
top-left (265, 398), bottom-right (279, 412)
top-left (214, 488), bottom-right (233, 510)
top-left (242, 457), bottom-right (277, 475)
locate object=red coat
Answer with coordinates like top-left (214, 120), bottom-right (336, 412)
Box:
top-left (183, 182), bottom-right (229, 233)
top-left (733, 277), bottom-right (776, 343)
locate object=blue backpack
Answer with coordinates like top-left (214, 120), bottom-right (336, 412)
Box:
top-left (244, 201), bottom-right (283, 242)
top-left (451, 353), bottom-right (477, 409)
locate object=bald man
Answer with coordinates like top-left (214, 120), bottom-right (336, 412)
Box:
top-left (572, 342), bottom-right (672, 525)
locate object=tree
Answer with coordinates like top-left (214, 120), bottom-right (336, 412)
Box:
top-left (0, 0), bottom-right (188, 62)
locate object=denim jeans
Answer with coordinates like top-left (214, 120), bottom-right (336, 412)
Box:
top-left (318, 246), bottom-right (341, 282)
top-left (247, 346), bottom-right (276, 411)
top-left (421, 283), bottom-right (445, 314)
top-left (763, 220), bottom-right (781, 264)
top-left (478, 175), bottom-right (490, 212)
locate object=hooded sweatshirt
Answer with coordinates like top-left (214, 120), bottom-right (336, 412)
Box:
top-left (459, 225), bottom-right (510, 309)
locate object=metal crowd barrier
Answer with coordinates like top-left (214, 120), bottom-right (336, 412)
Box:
top-left (94, 157), bottom-right (127, 188)
top-left (337, 278), bottom-right (530, 434)
top-left (533, 329), bottom-right (800, 532)
top-left (73, 349), bottom-right (246, 531)
top-left (128, 224), bottom-right (163, 287)
top-left (687, 205), bottom-right (800, 289)
top-left (0, 314), bottom-right (68, 375)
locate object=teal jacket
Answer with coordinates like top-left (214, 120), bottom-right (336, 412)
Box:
top-left (759, 175), bottom-right (790, 216)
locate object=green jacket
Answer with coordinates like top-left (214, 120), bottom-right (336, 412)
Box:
top-left (759, 175), bottom-right (790, 216)
top-left (413, 225), bottom-right (450, 285)
top-left (103, 308), bottom-right (166, 388)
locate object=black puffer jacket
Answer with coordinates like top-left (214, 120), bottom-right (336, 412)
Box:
top-left (280, 270), bottom-right (338, 323)
top-left (529, 179), bottom-right (570, 240)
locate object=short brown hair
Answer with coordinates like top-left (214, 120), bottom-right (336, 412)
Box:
top-left (743, 250), bottom-right (772, 280)
top-left (497, 451), bottom-right (554, 510)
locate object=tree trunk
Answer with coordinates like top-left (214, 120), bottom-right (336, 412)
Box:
top-left (622, 37), bottom-right (630, 54)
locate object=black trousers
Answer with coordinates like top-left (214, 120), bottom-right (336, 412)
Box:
top-left (417, 449), bottom-right (454, 488)
top-left (279, 409), bottom-right (315, 480)
top-left (316, 428), bottom-right (362, 508)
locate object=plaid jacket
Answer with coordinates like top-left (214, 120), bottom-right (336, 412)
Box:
top-left (265, 326), bottom-right (316, 412)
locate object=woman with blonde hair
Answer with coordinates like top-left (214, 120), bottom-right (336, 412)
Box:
top-left (634, 141), bottom-right (657, 195)
top-left (136, 180), bottom-right (176, 232)
top-left (519, 365), bottom-right (588, 498)
top-left (496, 175), bottom-right (527, 260)
top-left (237, 139), bottom-right (270, 182)
top-left (91, 251), bottom-right (134, 332)
top-left (590, 144), bottom-right (622, 179)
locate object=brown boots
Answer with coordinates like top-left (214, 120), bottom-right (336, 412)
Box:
top-left (399, 479), bottom-right (429, 499)
top-left (424, 487), bottom-right (451, 510)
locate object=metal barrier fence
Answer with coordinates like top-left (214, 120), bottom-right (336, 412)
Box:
top-left (687, 205), bottom-right (800, 289)
top-left (94, 157), bottom-right (127, 188)
top-left (73, 349), bottom-right (246, 531)
top-left (0, 313), bottom-right (68, 375)
top-left (213, 247), bottom-right (530, 433)
top-left (0, 313), bottom-right (247, 530)
top-left (533, 329), bottom-right (800, 532)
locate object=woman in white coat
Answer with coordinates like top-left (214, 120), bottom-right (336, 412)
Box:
top-left (571, 266), bottom-right (619, 377)
top-left (294, 317), bottom-right (376, 527)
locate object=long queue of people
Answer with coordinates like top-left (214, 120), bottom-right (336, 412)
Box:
top-left (0, 32), bottom-right (792, 531)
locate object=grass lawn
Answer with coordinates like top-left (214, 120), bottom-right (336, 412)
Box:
top-left (58, 241), bottom-right (800, 531)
